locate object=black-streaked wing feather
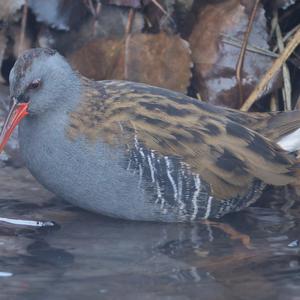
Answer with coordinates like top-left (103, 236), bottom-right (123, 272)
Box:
top-left (127, 116), bottom-right (296, 199)
top-left (68, 79), bottom-right (298, 200)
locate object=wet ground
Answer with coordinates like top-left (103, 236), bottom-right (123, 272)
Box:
top-left (0, 166), bottom-right (299, 300)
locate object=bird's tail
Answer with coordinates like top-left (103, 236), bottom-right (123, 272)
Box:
top-left (259, 110), bottom-right (300, 152)
top-left (234, 109), bottom-right (300, 186)
top-left (264, 110), bottom-right (300, 188)
top-left (277, 128), bottom-right (300, 152)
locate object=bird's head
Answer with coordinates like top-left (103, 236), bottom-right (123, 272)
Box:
top-left (0, 48), bottom-right (80, 153)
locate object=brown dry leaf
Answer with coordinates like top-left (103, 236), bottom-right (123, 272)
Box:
top-left (69, 38), bottom-right (126, 80)
top-left (126, 32), bottom-right (192, 92)
top-left (189, 0), bottom-right (281, 109)
top-left (69, 32), bottom-right (192, 93)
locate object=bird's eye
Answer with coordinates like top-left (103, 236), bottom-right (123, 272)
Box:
top-left (28, 79), bottom-right (41, 90)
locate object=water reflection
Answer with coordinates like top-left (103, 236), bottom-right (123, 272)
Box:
top-left (0, 167), bottom-right (300, 300)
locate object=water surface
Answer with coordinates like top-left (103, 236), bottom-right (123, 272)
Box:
top-left (0, 166), bottom-right (299, 300)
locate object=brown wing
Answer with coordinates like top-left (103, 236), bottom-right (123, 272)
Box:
top-left (67, 79), bottom-right (297, 200)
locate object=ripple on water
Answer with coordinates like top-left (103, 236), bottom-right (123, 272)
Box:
top-left (0, 167), bottom-right (300, 299)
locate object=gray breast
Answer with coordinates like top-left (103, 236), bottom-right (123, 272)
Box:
top-left (17, 113), bottom-right (187, 221)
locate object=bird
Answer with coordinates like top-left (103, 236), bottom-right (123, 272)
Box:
top-left (0, 47), bottom-right (300, 222)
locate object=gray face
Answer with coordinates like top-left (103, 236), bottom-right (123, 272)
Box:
top-left (9, 48), bottom-right (80, 115)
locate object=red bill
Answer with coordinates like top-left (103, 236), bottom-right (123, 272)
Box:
top-left (0, 98), bottom-right (29, 153)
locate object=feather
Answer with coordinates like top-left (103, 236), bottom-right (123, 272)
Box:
top-left (67, 78), bottom-right (299, 200)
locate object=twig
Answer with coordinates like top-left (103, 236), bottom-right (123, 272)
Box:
top-left (270, 6), bottom-right (278, 38)
top-left (144, 16), bottom-right (153, 29)
top-left (84, 0), bottom-right (101, 35)
top-left (236, 0), bottom-right (260, 107)
top-left (93, 2), bottom-right (101, 35)
top-left (295, 92), bottom-right (300, 110)
top-left (86, 0), bottom-right (96, 16)
top-left (270, 93), bottom-right (279, 111)
top-left (18, 0), bottom-right (28, 55)
top-left (222, 35), bottom-right (278, 58)
top-left (151, 0), bottom-right (175, 27)
top-left (125, 8), bottom-right (135, 35)
top-left (275, 11), bottom-right (292, 111)
top-left (0, 216), bottom-right (54, 227)
top-left (223, 35), bottom-right (300, 69)
top-left (240, 27), bottom-right (300, 111)
top-left (196, 93), bottom-right (203, 101)
top-left (151, 0), bottom-right (168, 16)
top-left (273, 24), bottom-right (300, 53)
top-left (124, 9), bottom-right (135, 80)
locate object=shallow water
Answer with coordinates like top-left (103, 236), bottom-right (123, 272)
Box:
top-left (0, 166), bottom-right (299, 300)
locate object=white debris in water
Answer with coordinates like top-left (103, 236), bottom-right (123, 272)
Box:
top-left (0, 217), bottom-right (54, 227)
top-left (288, 240), bottom-right (299, 248)
top-left (0, 272), bottom-right (13, 277)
